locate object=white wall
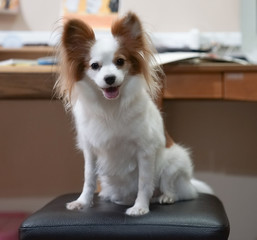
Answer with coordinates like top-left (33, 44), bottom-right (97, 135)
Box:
top-left (0, 0), bottom-right (62, 30)
top-left (0, 0), bottom-right (239, 32)
top-left (119, 0), bottom-right (240, 32)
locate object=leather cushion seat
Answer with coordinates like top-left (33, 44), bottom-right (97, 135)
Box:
top-left (19, 193), bottom-right (229, 240)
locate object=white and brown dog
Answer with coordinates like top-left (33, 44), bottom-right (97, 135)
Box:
top-left (56, 12), bottom-right (212, 216)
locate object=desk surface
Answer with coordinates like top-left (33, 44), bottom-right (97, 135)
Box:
top-left (0, 65), bottom-right (56, 73)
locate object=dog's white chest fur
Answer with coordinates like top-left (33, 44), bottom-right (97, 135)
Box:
top-left (71, 79), bottom-right (166, 204)
top-left (73, 81), bottom-right (164, 176)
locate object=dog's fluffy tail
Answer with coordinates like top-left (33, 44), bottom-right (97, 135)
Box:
top-left (191, 179), bottom-right (214, 195)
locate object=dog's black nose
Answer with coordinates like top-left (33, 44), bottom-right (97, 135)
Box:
top-left (104, 75), bottom-right (116, 85)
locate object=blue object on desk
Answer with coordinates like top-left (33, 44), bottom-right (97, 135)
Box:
top-left (37, 56), bottom-right (57, 65)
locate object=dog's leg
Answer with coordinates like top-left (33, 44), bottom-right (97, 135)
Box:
top-left (158, 172), bottom-right (177, 204)
top-left (126, 152), bottom-right (154, 216)
top-left (66, 149), bottom-right (97, 211)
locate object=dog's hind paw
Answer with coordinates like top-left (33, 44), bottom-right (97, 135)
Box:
top-left (66, 200), bottom-right (91, 211)
top-left (126, 205), bottom-right (149, 216)
top-left (158, 194), bottom-right (175, 204)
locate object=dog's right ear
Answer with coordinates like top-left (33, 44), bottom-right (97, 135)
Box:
top-left (62, 19), bottom-right (95, 65)
top-left (56, 19), bottom-right (95, 104)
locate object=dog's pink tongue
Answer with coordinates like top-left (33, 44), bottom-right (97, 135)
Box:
top-left (103, 87), bottom-right (119, 99)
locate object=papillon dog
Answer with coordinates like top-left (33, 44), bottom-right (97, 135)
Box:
top-left (56, 12), bottom-right (213, 216)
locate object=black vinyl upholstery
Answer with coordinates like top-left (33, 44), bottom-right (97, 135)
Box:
top-left (19, 193), bottom-right (229, 240)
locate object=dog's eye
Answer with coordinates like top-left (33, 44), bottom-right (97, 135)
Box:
top-left (91, 62), bottom-right (100, 70)
top-left (116, 58), bottom-right (125, 67)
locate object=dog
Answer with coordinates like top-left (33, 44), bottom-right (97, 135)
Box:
top-left (56, 12), bottom-right (213, 216)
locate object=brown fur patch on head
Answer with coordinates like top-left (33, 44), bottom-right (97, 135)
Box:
top-left (55, 19), bottom-right (95, 105)
top-left (111, 12), bottom-right (164, 101)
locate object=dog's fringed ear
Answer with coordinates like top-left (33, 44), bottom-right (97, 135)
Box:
top-left (111, 12), bottom-right (163, 102)
top-left (112, 12), bottom-right (144, 44)
top-left (62, 19), bottom-right (95, 64)
top-left (56, 19), bottom-right (96, 106)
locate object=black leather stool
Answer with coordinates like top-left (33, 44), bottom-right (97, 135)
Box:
top-left (19, 193), bottom-right (229, 240)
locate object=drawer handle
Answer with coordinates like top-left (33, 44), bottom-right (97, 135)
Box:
top-left (226, 73), bottom-right (244, 80)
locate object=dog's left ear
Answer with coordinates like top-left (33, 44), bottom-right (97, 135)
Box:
top-left (112, 12), bottom-right (163, 101)
top-left (112, 12), bottom-right (144, 45)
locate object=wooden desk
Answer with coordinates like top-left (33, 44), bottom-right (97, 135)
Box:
top-left (1, 62), bottom-right (257, 101)
top-left (163, 62), bottom-right (257, 101)
top-left (0, 47), bottom-right (56, 98)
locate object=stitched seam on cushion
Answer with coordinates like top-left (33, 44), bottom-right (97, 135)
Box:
top-left (20, 223), bottom-right (229, 230)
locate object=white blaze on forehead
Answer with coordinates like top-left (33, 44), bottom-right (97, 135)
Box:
top-left (90, 36), bottom-right (119, 64)
top-left (86, 35), bottom-right (125, 94)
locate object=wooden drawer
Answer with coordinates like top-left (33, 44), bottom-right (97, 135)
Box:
top-left (224, 72), bottom-right (257, 101)
top-left (163, 73), bottom-right (222, 99)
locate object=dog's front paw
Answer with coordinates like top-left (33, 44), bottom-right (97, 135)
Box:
top-left (66, 200), bottom-right (91, 211)
top-left (126, 205), bottom-right (149, 216)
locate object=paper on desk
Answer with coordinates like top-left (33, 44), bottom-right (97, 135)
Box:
top-left (154, 52), bottom-right (201, 66)
top-left (154, 52), bottom-right (248, 66)
top-left (0, 59), bottom-right (38, 66)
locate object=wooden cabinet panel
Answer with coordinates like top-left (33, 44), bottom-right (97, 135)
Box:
top-left (164, 73), bottom-right (222, 99)
top-left (0, 66), bottom-right (56, 99)
top-left (224, 72), bottom-right (257, 101)
top-left (0, 47), bottom-right (55, 61)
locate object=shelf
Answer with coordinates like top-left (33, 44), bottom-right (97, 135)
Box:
top-left (0, 9), bottom-right (18, 15)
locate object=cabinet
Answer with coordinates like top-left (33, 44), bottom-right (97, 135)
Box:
top-left (224, 72), bottom-right (257, 101)
top-left (163, 63), bottom-right (257, 101)
top-left (164, 73), bottom-right (222, 99)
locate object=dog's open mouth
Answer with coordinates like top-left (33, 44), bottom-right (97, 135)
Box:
top-left (102, 86), bottom-right (120, 99)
